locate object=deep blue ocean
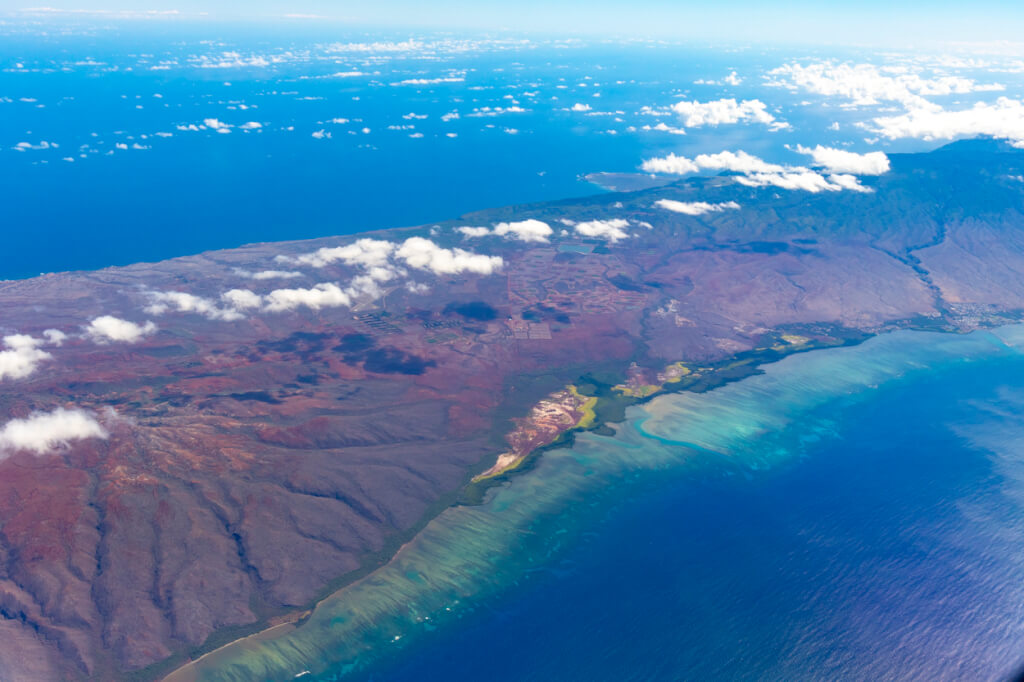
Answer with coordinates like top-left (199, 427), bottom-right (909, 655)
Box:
top-left (1, 23), bottom-right (994, 280)
top-left (356, 348), bottom-right (1024, 681)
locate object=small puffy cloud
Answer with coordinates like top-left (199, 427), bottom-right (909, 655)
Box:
top-left (642, 148), bottom-right (871, 193)
top-left (288, 238), bottom-right (396, 268)
top-left (144, 291), bottom-right (244, 321)
top-left (671, 98), bottom-right (788, 130)
top-left (493, 219), bottom-right (553, 243)
top-left (221, 289), bottom-right (263, 310)
top-left (203, 118), bottom-right (232, 133)
top-left (693, 150), bottom-right (786, 174)
top-left (796, 145), bottom-right (890, 175)
top-left (571, 103), bottom-right (592, 112)
top-left (641, 152), bottom-right (699, 175)
top-left (42, 329), bottom-right (67, 346)
top-left (395, 237), bottom-right (503, 275)
top-left (871, 97), bottom-right (1024, 146)
top-left (392, 76), bottom-right (465, 86)
top-left (641, 122), bottom-right (687, 135)
top-left (825, 173), bottom-right (872, 192)
top-left (13, 140), bottom-right (56, 151)
top-left (643, 150), bottom-right (783, 175)
top-left (655, 199), bottom-right (741, 215)
top-left (457, 226), bottom-right (492, 238)
top-left (263, 283), bottom-right (352, 312)
top-left (239, 121), bottom-right (262, 130)
top-left (574, 218), bottom-right (630, 242)
top-left (84, 316), bottom-right (157, 344)
top-left (736, 171), bottom-right (869, 193)
top-left (0, 334), bottom-right (52, 381)
top-left (0, 408), bottom-right (108, 456)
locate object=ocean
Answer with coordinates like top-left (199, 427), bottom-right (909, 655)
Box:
top-left (1, 24), bottom-right (982, 280)
top-left (367, 342), bottom-right (1024, 681)
top-left (179, 326), bottom-right (1024, 681)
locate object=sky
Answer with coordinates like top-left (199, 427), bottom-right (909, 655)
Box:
top-left (5, 1), bottom-right (1024, 46)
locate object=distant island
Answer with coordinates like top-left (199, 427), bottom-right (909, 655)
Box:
top-left (1, 139), bottom-right (1023, 680)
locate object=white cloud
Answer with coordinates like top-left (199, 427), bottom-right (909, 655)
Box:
top-left (395, 237), bottom-right (503, 275)
top-left (239, 121), bottom-right (262, 130)
top-left (13, 140), bottom-right (56, 151)
top-left (0, 408), bottom-right (108, 456)
top-left (84, 316), bottom-right (157, 344)
top-left (0, 335), bottom-right (51, 381)
top-left (640, 122), bottom-right (687, 135)
top-left (288, 238), bottom-right (396, 269)
top-left (766, 61), bottom-right (1004, 108)
top-left (191, 52), bottom-right (273, 69)
top-left (871, 97), bottom-right (1024, 146)
top-left (643, 150), bottom-right (784, 175)
top-left (42, 329), bottom-right (67, 346)
top-left (671, 98), bottom-right (788, 130)
top-left (466, 105), bottom-right (528, 117)
top-left (571, 103), bottom-right (592, 112)
top-left (825, 173), bottom-right (872, 192)
top-left (655, 199), bottom-right (741, 215)
top-left (796, 145), bottom-right (890, 175)
top-left (392, 77), bottom-right (465, 86)
top-left (457, 226), bottom-right (492, 238)
top-left (574, 218), bottom-right (630, 242)
top-left (641, 149), bottom-right (872, 193)
top-left (263, 283), bottom-right (352, 312)
top-left (736, 171), bottom-right (869, 193)
top-left (640, 152), bottom-right (699, 175)
top-left (221, 289), bottom-right (263, 310)
top-left (693, 150), bottom-right (786, 174)
top-left (493, 219), bottom-right (553, 243)
top-left (203, 118), bottom-right (232, 133)
top-left (144, 291), bottom-right (244, 321)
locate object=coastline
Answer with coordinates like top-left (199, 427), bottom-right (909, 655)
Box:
top-left (156, 315), bottom-right (1002, 682)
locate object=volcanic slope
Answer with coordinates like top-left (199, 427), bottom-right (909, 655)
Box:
top-left (1, 139), bottom-right (1024, 679)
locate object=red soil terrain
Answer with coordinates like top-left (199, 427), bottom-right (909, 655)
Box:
top-left (1, 140), bottom-right (1023, 679)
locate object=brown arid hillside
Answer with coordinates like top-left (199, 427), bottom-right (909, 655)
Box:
top-left (1, 139), bottom-right (1024, 679)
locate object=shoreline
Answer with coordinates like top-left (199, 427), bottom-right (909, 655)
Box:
top-left (159, 314), bottom-right (1023, 682)
top-left (157, 319), bottom-right (929, 682)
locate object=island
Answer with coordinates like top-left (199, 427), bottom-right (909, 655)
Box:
top-left (0, 139), bottom-right (1023, 680)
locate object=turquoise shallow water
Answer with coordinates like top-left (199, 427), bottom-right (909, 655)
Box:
top-left (186, 326), bottom-right (1024, 681)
